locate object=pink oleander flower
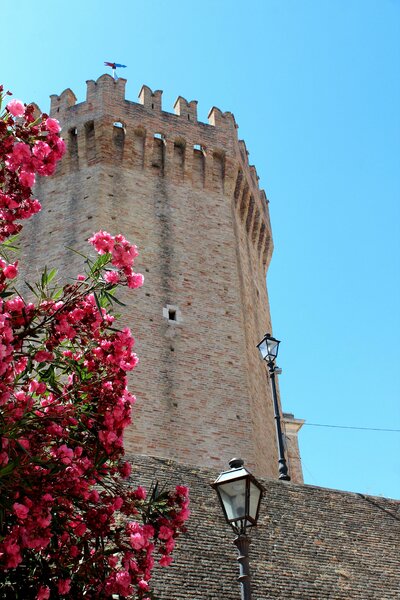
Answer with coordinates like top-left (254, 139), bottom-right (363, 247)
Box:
top-left (45, 117), bottom-right (61, 133)
top-left (14, 357), bottom-right (28, 374)
top-left (88, 230), bottom-right (115, 254)
top-left (13, 502), bottom-right (29, 520)
top-left (3, 262), bottom-right (18, 279)
top-left (126, 272), bottom-right (144, 289)
top-left (9, 141), bottom-right (31, 165)
top-left (134, 485), bottom-right (147, 500)
top-left (55, 137), bottom-right (66, 157)
top-left (55, 444), bottom-right (74, 465)
top-left (37, 586), bottom-right (50, 600)
top-left (138, 579), bottom-right (150, 591)
top-left (57, 579), bottom-right (71, 594)
top-left (165, 537), bottom-right (175, 553)
top-left (158, 525), bottom-right (174, 540)
top-left (19, 170), bottom-right (36, 188)
top-left (6, 99), bottom-right (25, 117)
top-left (34, 350), bottom-right (54, 362)
top-left (130, 532), bottom-right (146, 550)
top-left (119, 461), bottom-right (132, 478)
top-left (33, 140), bottom-right (52, 160)
top-left (159, 555), bottom-right (173, 567)
top-left (104, 270), bottom-right (120, 284)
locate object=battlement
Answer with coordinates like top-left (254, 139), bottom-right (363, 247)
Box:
top-left (50, 75), bottom-right (236, 131)
top-left (47, 74), bottom-right (273, 268)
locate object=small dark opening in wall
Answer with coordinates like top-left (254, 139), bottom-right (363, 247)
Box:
top-left (168, 309), bottom-right (176, 321)
top-left (188, 114), bottom-right (190, 121)
top-left (151, 103), bottom-right (154, 109)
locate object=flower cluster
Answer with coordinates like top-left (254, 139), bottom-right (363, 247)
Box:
top-left (0, 86), bottom-right (65, 243)
top-left (0, 89), bottom-right (189, 598)
top-left (89, 231), bottom-right (144, 289)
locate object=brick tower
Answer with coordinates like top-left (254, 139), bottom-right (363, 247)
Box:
top-left (22, 74), bottom-right (303, 481)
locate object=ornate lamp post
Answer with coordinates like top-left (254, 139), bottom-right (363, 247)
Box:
top-left (212, 458), bottom-right (264, 600)
top-left (257, 332), bottom-right (291, 481)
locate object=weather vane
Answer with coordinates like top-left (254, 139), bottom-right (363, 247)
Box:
top-left (104, 61), bottom-right (127, 80)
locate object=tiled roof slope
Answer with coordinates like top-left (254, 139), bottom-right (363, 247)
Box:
top-left (129, 454), bottom-right (400, 600)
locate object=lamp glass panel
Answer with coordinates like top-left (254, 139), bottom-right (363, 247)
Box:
top-left (218, 478), bottom-right (248, 521)
top-left (215, 467), bottom-right (248, 483)
top-left (257, 339), bottom-right (269, 360)
top-left (266, 338), bottom-right (279, 359)
top-left (249, 481), bottom-right (262, 521)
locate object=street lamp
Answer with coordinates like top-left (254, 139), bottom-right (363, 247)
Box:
top-left (212, 458), bottom-right (264, 600)
top-left (257, 332), bottom-right (291, 481)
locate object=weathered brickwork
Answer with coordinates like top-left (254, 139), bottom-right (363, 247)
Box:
top-left (129, 455), bottom-right (400, 600)
top-left (21, 74), bottom-right (303, 481)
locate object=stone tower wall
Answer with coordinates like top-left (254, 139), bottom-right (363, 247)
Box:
top-left (21, 74), bottom-right (301, 480)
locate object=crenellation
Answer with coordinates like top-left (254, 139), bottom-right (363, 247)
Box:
top-left (48, 77), bottom-right (269, 224)
top-left (138, 85), bottom-right (162, 111)
top-left (86, 75), bottom-right (127, 107)
top-left (208, 106), bottom-right (237, 131)
top-left (174, 96), bottom-right (198, 122)
top-left (50, 88), bottom-right (77, 117)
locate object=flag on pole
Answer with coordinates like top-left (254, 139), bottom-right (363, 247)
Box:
top-left (104, 62), bottom-right (127, 80)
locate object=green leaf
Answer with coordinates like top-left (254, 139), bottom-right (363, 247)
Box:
top-left (24, 281), bottom-right (39, 298)
top-left (41, 266), bottom-right (48, 288)
top-left (66, 246), bottom-right (87, 259)
top-left (104, 291), bottom-right (126, 307)
top-left (0, 462), bottom-right (16, 478)
top-left (93, 291), bottom-right (103, 316)
top-left (46, 267), bottom-right (58, 284)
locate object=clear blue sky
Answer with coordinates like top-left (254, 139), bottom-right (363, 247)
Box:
top-left (2, 0), bottom-right (399, 498)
